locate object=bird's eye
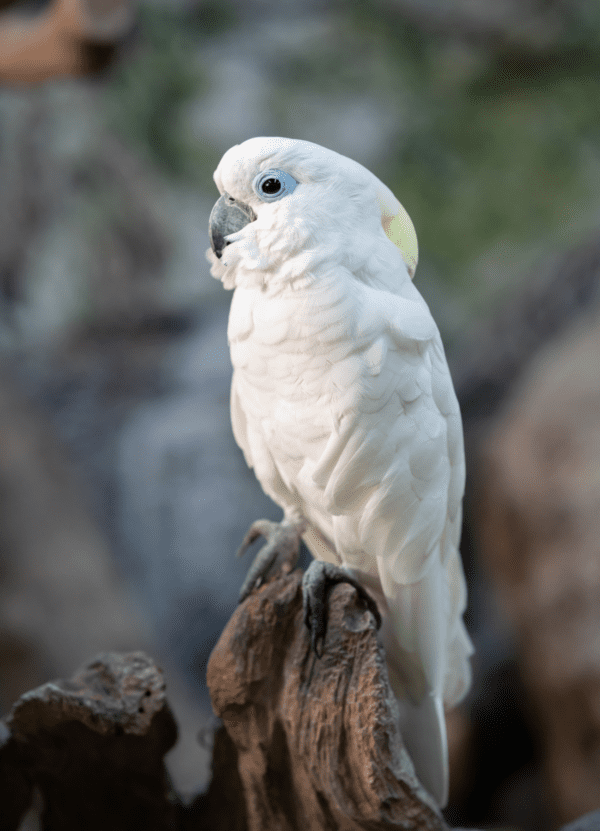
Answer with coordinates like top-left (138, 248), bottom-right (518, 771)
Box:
top-left (253, 169), bottom-right (298, 202)
top-left (261, 177), bottom-right (281, 195)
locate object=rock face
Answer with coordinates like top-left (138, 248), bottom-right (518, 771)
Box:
top-left (476, 306), bottom-right (600, 823)
top-left (207, 570), bottom-right (445, 831)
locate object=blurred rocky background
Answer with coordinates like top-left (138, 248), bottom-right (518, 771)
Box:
top-left (0, 0), bottom-right (600, 828)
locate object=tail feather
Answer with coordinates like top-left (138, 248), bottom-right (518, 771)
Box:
top-left (376, 549), bottom-right (456, 808)
top-left (396, 689), bottom-right (448, 806)
top-left (341, 546), bottom-right (472, 808)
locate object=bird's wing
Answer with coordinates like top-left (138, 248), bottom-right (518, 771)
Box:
top-left (311, 289), bottom-right (459, 584)
top-left (306, 288), bottom-right (470, 806)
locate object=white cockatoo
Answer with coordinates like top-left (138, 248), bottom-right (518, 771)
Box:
top-left (207, 137), bottom-right (473, 807)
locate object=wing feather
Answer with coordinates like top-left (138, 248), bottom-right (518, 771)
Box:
top-left (308, 298), bottom-right (456, 584)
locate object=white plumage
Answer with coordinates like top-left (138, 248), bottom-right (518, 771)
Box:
top-left (207, 137), bottom-right (473, 807)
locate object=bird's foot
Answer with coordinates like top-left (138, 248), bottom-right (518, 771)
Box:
top-left (237, 518), bottom-right (306, 602)
top-left (302, 560), bottom-right (382, 658)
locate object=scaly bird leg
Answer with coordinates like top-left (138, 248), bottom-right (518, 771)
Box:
top-left (302, 560), bottom-right (382, 658)
top-left (237, 518), bottom-right (307, 602)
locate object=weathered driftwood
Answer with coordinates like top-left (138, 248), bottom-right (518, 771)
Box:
top-left (0, 573), bottom-right (447, 831)
top-left (3, 591), bottom-right (600, 831)
top-left (207, 569), bottom-right (446, 831)
top-left (0, 651), bottom-right (179, 831)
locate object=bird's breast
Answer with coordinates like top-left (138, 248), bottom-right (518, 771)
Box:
top-left (228, 280), bottom-right (363, 460)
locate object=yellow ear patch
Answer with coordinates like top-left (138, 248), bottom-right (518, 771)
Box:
top-left (376, 185), bottom-right (418, 280)
top-left (382, 203), bottom-right (418, 280)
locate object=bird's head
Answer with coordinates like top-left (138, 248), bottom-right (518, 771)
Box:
top-left (207, 137), bottom-right (418, 291)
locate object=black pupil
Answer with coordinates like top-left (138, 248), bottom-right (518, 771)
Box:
top-left (261, 177), bottom-right (281, 195)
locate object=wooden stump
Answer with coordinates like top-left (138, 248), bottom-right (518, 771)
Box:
top-left (0, 651), bottom-right (179, 831)
top-left (207, 569), bottom-right (446, 831)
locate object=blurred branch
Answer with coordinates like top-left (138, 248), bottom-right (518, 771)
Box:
top-left (452, 237), bottom-right (600, 428)
top-left (373, 0), bottom-right (565, 51)
top-left (0, 0), bottom-right (135, 83)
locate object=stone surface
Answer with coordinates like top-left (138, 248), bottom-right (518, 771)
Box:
top-left (476, 305), bottom-right (600, 823)
top-left (207, 569), bottom-right (446, 831)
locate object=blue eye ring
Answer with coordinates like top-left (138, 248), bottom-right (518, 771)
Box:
top-left (253, 169), bottom-right (298, 202)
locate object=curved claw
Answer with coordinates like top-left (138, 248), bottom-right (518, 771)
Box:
top-left (238, 540), bottom-right (279, 602)
top-left (236, 519), bottom-right (277, 560)
top-left (237, 519), bottom-right (304, 603)
top-left (302, 561), bottom-right (382, 658)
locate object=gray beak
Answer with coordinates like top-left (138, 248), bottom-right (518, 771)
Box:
top-left (209, 192), bottom-right (256, 259)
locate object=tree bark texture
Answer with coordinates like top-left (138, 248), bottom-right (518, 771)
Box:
top-left (0, 651), bottom-right (179, 831)
top-left (0, 572), bottom-right (448, 830)
top-left (3, 590), bottom-right (600, 830)
top-left (207, 570), bottom-right (446, 831)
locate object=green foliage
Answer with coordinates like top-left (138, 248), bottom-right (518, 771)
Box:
top-left (191, 1), bottom-right (238, 39)
top-left (105, 0), bottom-right (600, 302)
top-left (393, 73), bottom-right (600, 283)
top-left (105, 4), bottom-right (233, 180)
top-left (342, 1), bottom-right (600, 289)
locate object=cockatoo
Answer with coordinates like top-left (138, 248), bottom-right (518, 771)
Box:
top-left (207, 137), bottom-right (473, 807)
